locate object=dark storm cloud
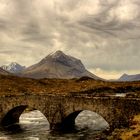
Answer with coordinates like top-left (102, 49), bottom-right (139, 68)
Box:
top-left (0, 0), bottom-right (140, 78)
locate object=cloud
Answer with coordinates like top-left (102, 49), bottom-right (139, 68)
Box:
top-left (0, 0), bottom-right (140, 79)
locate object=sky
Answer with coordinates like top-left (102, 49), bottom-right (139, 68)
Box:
top-left (0, 0), bottom-right (140, 79)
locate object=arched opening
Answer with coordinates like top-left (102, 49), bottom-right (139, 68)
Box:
top-left (19, 110), bottom-right (49, 131)
top-left (61, 110), bottom-right (109, 131)
top-left (1, 105), bottom-right (49, 131)
top-left (1, 105), bottom-right (28, 127)
top-left (75, 111), bottom-right (109, 130)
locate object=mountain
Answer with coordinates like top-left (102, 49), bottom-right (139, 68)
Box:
top-left (118, 73), bottom-right (140, 81)
top-left (1, 62), bottom-right (26, 73)
top-left (0, 68), bottom-right (10, 75)
top-left (20, 51), bottom-right (102, 79)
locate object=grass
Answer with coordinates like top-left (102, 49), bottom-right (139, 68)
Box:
top-left (0, 74), bottom-right (140, 97)
top-left (107, 115), bottom-right (140, 140)
top-left (120, 115), bottom-right (140, 140)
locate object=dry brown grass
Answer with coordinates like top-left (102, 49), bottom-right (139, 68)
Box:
top-left (120, 115), bottom-right (140, 140)
top-left (107, 115), bottom-right (140, 140)
top-left (0, 74), bottom-right (140, 97)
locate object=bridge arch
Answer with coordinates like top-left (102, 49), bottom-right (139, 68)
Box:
top-left (1, 105), bottom-right (28, 126)
top-left (60, 110), bottom-right (109, 130)
top-left (1, 105), bottom-right (49, 128)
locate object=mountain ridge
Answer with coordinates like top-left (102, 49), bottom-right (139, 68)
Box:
top-left (118, 73), bottom-right (140, 81)
top-left (20, 51), bottom-right (102, 80)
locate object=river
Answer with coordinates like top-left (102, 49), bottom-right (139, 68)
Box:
top-left (0, 110), bottom-right (109, 140)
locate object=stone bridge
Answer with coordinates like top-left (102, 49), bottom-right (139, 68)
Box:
top-left (0, 94), bottom-right (140, 130)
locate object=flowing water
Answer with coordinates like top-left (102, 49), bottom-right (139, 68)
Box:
top-left (0, 110), bottom-right (109, 140)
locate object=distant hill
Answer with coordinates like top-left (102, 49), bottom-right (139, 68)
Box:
top-left (20, 51), bottom-right (102, 79)
top-left (0, 68), bottom-right (10, 75)
top-left (1, 62), bottom-right (26, 73)
top-left (118, 73), bottom-right (140, 81)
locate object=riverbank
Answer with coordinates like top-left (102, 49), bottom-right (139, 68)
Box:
top-left (107, 114), bottom-right (140, 140)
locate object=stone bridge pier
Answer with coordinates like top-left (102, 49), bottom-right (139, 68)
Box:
top-left (0, 95), bottom-right (140, 131)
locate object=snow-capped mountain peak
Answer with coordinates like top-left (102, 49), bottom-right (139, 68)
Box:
top-left (1, 62), bottom-right (26, 73)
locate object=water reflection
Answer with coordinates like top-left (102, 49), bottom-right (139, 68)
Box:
top-left (76, 111), bottom-right (109, 130)
top-left (0, 110), bottom-right (109, 140)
